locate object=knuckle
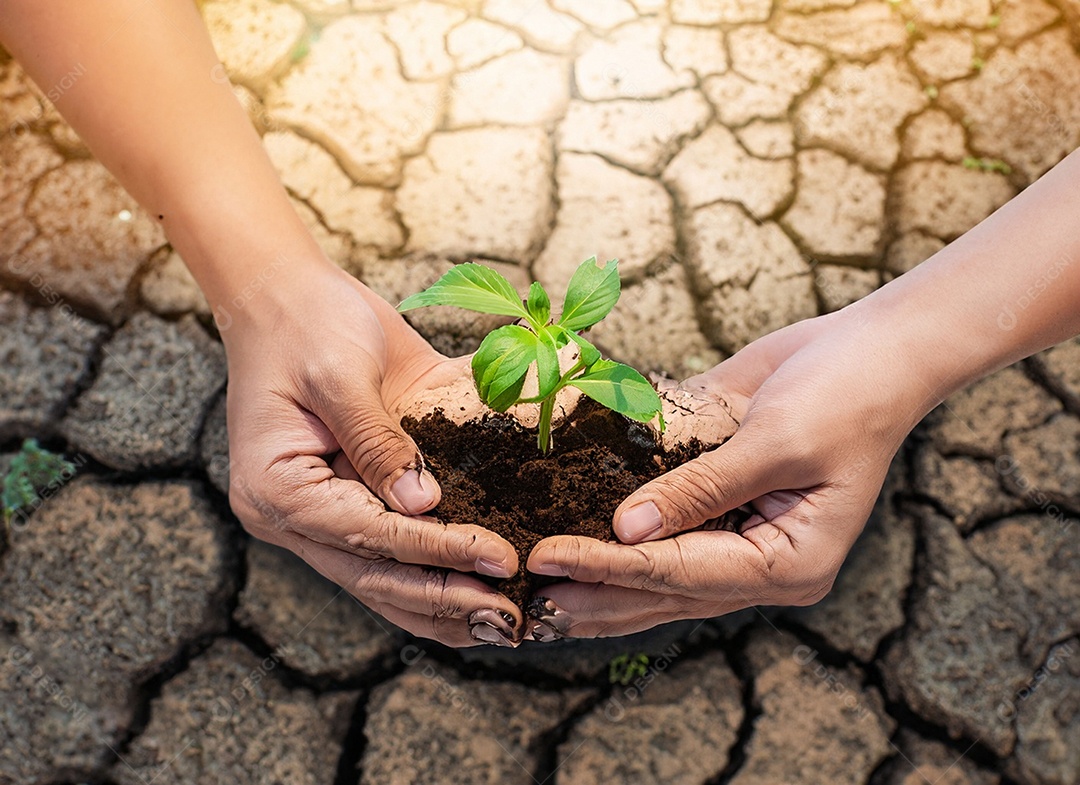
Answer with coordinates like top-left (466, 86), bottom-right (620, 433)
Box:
top-left (626, 548), bottom-right (679, 593)
top-left (432, 525), bottom-right (475, 567)
top-left (426, 616), bottom-right (445, 644)
top-left (743, 525), bottom-right (783, 574)
top-left (342, 512), bottom-right (394, 558)
top-left (787, 567), bottom-right (839, 607)
top-left (665, 539), bottom-right (699, 592)
top-left (562, 536), bottom-right (588, 571)
top-left (344, 417), bottom-right (412, 485)
top-left (545, 536), bottom-right (585, 574)
top-left (624, 549), bottom-right (657, 590)
top-left (722, 526), bottom-right (785, 600)
top-left (301, 361), bottom-right (415, 490)
top-left (228, 469), bottom-right (286, 537)
top-left (654, 459), bottom-right (733, 529)
top-left (350, 558), bottom-right (397, 603)
top-left (742, 518), bottom-right (845, 607)
top-left (422, 570), bottom-right (459, 619)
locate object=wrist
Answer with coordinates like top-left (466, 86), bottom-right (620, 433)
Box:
top-left (165, 201), bottom-right (329, 307)
top-left (836, 265), bottom-right (992, 432)
top-left (213, 254), bottom-right (339, 333)
top-left (209, 255), bottom-right (410, 377)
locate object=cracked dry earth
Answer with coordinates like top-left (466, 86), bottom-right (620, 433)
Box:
top-left (1, 0), bottom-right (1080, 783)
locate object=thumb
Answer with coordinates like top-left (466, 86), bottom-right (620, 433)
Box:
top-left (691, 318), bottom-right (827, 404)
top-left (613, 430), bottom-right (786, 544)
top-left (312, 373), bottom-right (440, 516)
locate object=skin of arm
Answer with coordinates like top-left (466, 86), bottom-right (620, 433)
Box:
top-left (526, 148), bottom-right (1080, 640)
top-left (5, 2), bottom-right (1076, 645)
top-left (0, 0), bottom-right (525, 647)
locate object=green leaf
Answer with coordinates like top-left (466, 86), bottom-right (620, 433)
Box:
top-left (526, 281), bottom-right (551, 326)
top-left (558, 257), bottom-right (621, 332)
top-left (554, 326), bottom-right (601, 368)
top-left (398, 263), bottom-right (528, 319)
top-left (569, 360), bottom-right (663, 424)
top-left (471, 325), bottom-right (537, 411)
top-left (535, 327), bottom-right (561, 399)
top-left (3, 439), bottom-right (76, 521)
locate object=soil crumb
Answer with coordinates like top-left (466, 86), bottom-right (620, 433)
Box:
top-left (402, 398), bottom-right (726, 609)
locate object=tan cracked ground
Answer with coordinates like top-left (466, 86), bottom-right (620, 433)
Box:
top-left (1, 1), bottom-right (1080, 783)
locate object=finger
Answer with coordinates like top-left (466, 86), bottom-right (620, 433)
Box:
top-left (306, 366), bottom-right (439, 516)
top-left (287, 535), bottom-right (523, 642)
top-left (251, 455), bottom-right (517, 578)
top-left (528, 530), bottom-right (778, 598)
top-left (531, 582), bottom-right (715, 639)
top-left (300, 588), bottom-right (476, 648)
top-left (751, 490), bottom-right (807, 521)
top-left (331, 450), bottom-right (362, 480)
top-left (531, 524), bottom-right (835, 629)
top-left (332, 590), bottom-right (502, 648)
top-left (364, 602), bottom-right (488, 649)
top-left (690, 318), bottom-right (826, 401)
top-left (682, 346), bottom-right (773, 411)
top-left (613, 428), bottom-right (798, 543)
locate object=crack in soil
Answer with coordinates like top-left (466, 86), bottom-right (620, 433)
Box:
top-left (704, 627), bottom-right (759, 785)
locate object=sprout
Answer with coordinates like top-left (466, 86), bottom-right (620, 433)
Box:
top-left (400, 257), bottom-right (664, 453)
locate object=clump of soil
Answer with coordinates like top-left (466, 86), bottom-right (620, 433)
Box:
top-left (402, 398), bottom-right (726, 610)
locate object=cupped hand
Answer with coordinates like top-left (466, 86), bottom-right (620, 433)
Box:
top-left (222, 262), bottom-right (522, 647)
top-left (526, 310), bottom-right (935, 639)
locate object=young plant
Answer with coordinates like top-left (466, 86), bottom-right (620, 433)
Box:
top-left (2, 439), bottom-right (77, 530)
top-left (399, 257), bottom-right (664, 453)
top-left (609, 652), bottom-right (651, 685)
top-left (962, 155), bottom-right (1012, 175)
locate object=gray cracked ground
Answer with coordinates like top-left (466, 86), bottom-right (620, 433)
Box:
top-left (2, 0), bottom-right (1080, 782)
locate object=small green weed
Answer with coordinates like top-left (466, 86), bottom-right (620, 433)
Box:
top-left (2, 439), bottom-right (77, 530)
top-left (609, 653), bottom-right (651, 685)
top-left (963, 156), bottom-right (1012, 174)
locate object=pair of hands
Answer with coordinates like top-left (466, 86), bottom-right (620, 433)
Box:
top-left (224, 264), bottom-right (914, 647)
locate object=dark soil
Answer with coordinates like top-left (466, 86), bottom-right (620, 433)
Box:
top-left (402, 398), bottom-right (733, 610)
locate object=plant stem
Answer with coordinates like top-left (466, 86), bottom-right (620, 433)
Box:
top-left (534, 358), bottom-right (587, 453)
top-left (537, 394), bottom-right (556, 453)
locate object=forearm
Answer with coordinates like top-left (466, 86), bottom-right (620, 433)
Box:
top-left (0, 0), bottom-right (333, 318)
top-left (846, 149), bottom-right (1080, 424)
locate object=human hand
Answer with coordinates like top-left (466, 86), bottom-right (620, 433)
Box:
top-left (223, 262), bottom-right (522, 648)
top-left (526, 310), bottom-right (935, 639)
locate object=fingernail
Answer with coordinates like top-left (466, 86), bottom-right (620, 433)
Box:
top-left (740, 513), bottom-right (766, 532)
top-left (475, 556), bottom-right (512, 579)
top-left (527, 596), bottom-right (572, 634)
top-left (615, 501), bottom-right (663, 542)
top-left (388, 470), bottom-right (438, 514)
top-left (470, 622), bottom-right (515, 647)
top-left (525, 619), bottom-right (562, 643)
top-left (753, 490), bottom-right (804, 521)
top-left (469, 609), bottom-right (514, 636)
top-left (531, 562), bottom-right (569, 577)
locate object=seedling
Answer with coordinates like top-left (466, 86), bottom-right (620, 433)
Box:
top-left (609, 652), bottom-right (651, 685)
top-left (2, 439), bottom-right (76, 530)
top-left (399, 258), bottom-right (664, 453)
top-left (962, 155), bottom-right (1011, 175)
